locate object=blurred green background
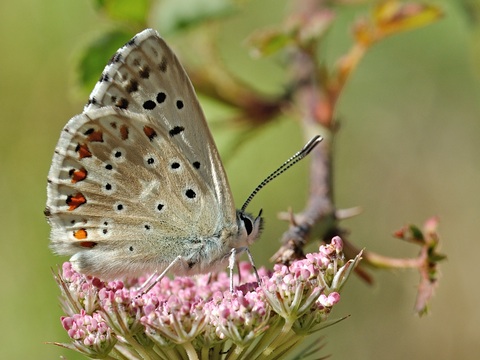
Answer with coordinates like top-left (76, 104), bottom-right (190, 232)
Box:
top-left (1, 0), bottom-right (479, 359)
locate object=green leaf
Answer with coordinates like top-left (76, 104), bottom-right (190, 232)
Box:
top-left (94, 0), bottom-right (150, 24)
top-left (304, 315), bottom-right (349, 335)
top-left (409, 224), bottom-right (425, 242)
top-left (429, 253), bottom-right (447, 263)
top-left (77, 31), bottom-right (132, 93)
top-left (373, 0), bottom-right (443, 37)
top-left (248, 28), bottom-right (293, 58)
top-left (155, 0), bottom-right (235, 34)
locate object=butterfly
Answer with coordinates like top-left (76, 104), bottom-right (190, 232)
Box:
top-left (45, 29), bottom-right (321, 287)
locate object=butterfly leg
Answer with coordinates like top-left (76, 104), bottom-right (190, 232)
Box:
top-left (207, 272), bottom-right (213, 285)
top-left (137, 255), bottom-right (184, 295)
top-left (138, 272), bottom-right (159, 292)
top-left (245, 247), bottom-right (261, 285)
top-left (229, 248), bottom-right (237, 292)
top-left (228, 247), bottom-right (261, 292)
top-left (236, 261), bottom-right (242, 284)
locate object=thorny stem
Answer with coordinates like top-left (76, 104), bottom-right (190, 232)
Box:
top-left (271, 0), bottom-right (434, 276)
top-left (272, 0), bottom-right (336, 264)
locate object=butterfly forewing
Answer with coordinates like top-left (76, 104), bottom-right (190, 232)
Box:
top-left (85, 29), bottom-right (235, 217)
top-left (46, 29), bottom-right (240, 279)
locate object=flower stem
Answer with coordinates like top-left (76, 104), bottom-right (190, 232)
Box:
top-left (224, 344), bottom-right (245, 360)
top-left (183, 341), bottom-right (199, 360)
top-left (262, 318), bottom-right (295, 357)
top-left (343, 238), bottom-right (423, 269)
top-left (269, 332), bottom-right (303, 359)
top-left (240, 316), bottom-right (283, 359)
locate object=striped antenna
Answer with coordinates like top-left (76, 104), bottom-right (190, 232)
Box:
top-left (241, 135), bottom-right (322, 212)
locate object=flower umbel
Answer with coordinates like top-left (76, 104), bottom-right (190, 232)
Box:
top-left (52, 237), bottom-right (361, 359)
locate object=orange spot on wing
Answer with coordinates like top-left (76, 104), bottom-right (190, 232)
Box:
top-left (66, 193), bottom-right (87, 210)
top-left (120, 125), bottom-right (129, 140)
top-left (87, 130), bottom-right (104, 142)
top-left (73, 228), bottom-right (88, 239)
top-left (79, 241), bottom-right (97, 248)
top-left (76, 143), bottom-right (92, 158)
top-left (143, 126), bottom-right (157, 141)
top-left (70, 168), bottom-right (87, 183)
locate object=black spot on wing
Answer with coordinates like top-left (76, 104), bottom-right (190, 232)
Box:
top-left (169, 126), bottom-right (184, 137)
top-left (159, 56), bottom-right (167, 72)
top-left (125, 79), bottom-right (139, 93)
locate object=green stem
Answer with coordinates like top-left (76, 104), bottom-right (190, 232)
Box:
top-left (104, 352), bottom-right (124, 360)
top-left (183, 341), bottom-right (199, 360)
top-left (200, 345), bottom-right (210, 360)
top-left (232, 335), bottom-right (266, 360)
top-left (246, 317), bottom-right (285, 359)
top-left (262, 319), bottom-right (295, 357)
top-left (343, 239), bottom-right (423, 269)
top-left (224, 343), bottom-right (244, 360)
top-left (111, 344), bottom-right (142, 360)
top-left (268, 333), bottom-right (303, 360)
top-left (118, 332), bottom-right (155, 359)
top-left (154, 344), bottom-right (181, 360)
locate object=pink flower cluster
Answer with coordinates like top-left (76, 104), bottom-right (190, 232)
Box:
top-left (61, 310), bottom-right (116, 356)
top-left (54, 237), bottom-right (361, 359)
top-left (205, 289), bottom-right (270, 345)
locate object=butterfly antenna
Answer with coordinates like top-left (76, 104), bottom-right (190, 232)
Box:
top-left (241, 135), bottom-right (323, 212)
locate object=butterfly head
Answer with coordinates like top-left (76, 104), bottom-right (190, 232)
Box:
top-left (236, 209), bottom-right (263, 246)
top-left (232, 136), bottom-right (323, 250)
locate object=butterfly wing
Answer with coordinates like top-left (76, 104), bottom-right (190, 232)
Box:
top-left (46, 29), bottom-right (238, 279)
top-left (85, 29), bottom-right (235, 217)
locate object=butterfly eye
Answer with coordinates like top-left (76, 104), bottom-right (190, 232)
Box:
top-left (240, 213), bottom-right (253, 235)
